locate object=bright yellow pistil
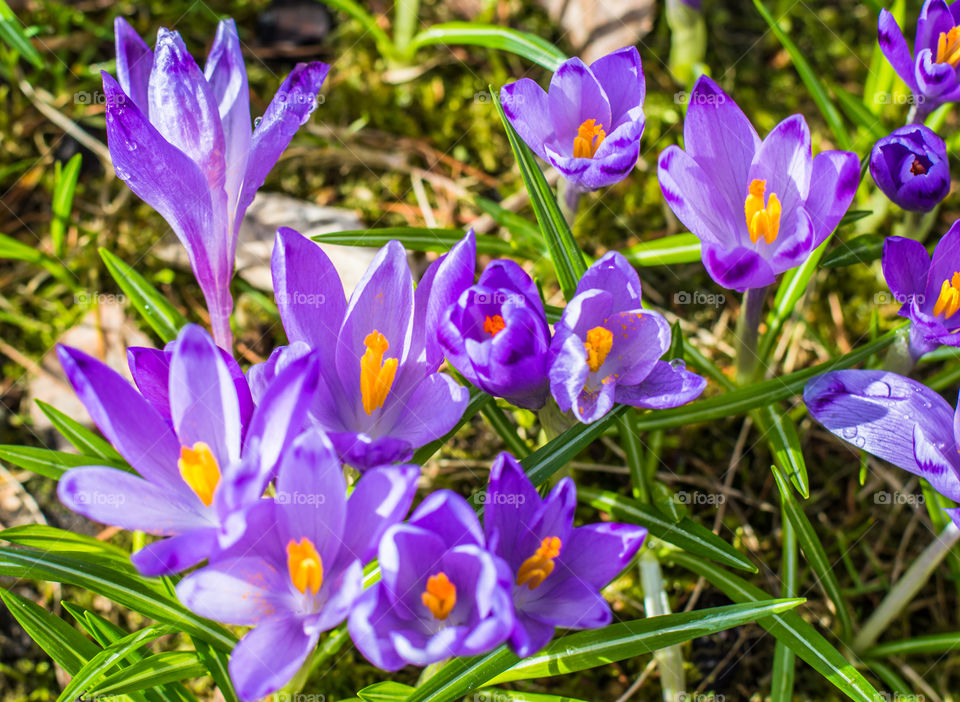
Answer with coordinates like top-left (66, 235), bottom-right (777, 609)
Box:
top-left (360, 330), bottom-right (398, 415)
top-left (573, 119), bottom-right (606, 159)
top-left (933, 272), bottom-right (960, 319)
top-left (516, 536), bottom-right (562, 590)
top-left (484, 314), bottom-right (506, 336)
top-left (744, 179), bottom-right (782, 245)
top-left (178, 442), bottom-right (220, 507)
top-left (422, 572), bottom-right (456, 620)
top-left (937, 27), bottom-right (960, 68)
top-left (584, 326), bottom-right (614, 373)
top-left (287, 537), bottom-right (324, 595)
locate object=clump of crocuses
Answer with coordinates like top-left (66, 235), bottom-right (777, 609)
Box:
top-left (106, 18), bottom-right (328, 348)
top-left (870, 125), bottom-right (950, 211)
top-left (501, 47), bottom-right (645, 192)
top-left (658, 75), bottom-right (859, 292)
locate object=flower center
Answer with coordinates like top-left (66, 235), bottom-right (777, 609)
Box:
top-left (573, 119), bottom-right (606, 159)
top-left (911, 158), bottom-right (928, 176)
top-left (933, 272), bottom-right (960, 319)
top-left (484, 314), bottom-right (506, 336)
top-left (937, 27), bottom-right (960, 68)
top-left (584, 326), bottom-right (614, 373)
top-left (516, 536), bottom-right (562, 590)
top-left (178, 442), bottom-right (220, 507)
top-left (286, 537), bottom-right (324, 595)
top-left (360, 330), bottom-right (398, 415)
top-left (744, 179), bottom-right (782, 245)
top-left (421, 572), bottom-right (456, 620)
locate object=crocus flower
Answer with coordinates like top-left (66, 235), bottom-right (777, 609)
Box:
top-left (438, 259), bottom-right (551, 410)
top-left (348, 490), bottom-right (515, 670)
top-left (57, 324), bottom-right (318, 575)
top-left (549, 252), bottom-right (706, 423)
top-left (484, 453), bottom-right (646, 656)
top-left (657, 75), bottom-right (860, 292)
top-left (106, 17), bottom-right (329, 348)
top-left (870, 125), bottom-right (949, 211)
top-left (500, 47), bottom-right (645, 191)
top-left (178, 429), bottom-right (419, 700)
top-left (879, 0), bottom-right (960, 120)
top-left (804, 370), bottom-right (960, 527)
top-left (882, 222), bottom-right (960, 358)
top-left (247, 228), bottom-right (472, 470)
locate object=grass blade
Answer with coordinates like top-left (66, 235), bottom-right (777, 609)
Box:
top-left (100, 248), bottom-right (187, 343)
top-left (410, 24), bottom-right (566, 71)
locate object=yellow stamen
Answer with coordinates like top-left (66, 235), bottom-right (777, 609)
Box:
top-left (286, 537), bottom-right (324, 595)
top-left (933, 272), bottom-right (960, 319)
top-left (178, 442), bottom-right (220, 507)
top-left (584, 326), bottom-right (614, 373)
top-left (516, 536), bottom-right (562, 590)
top-left (744, 179), bottom-right (782, 245)
top-left (484, 314), bottom-right (506, 336)
top-left (421, 572), bottom-right (456, 620)
top-left (937, 27), bottom-right (960, 68)
top-left (573, 119), bottom-right (606, 159)
top-left (360, 330), bottom-right (398, 415)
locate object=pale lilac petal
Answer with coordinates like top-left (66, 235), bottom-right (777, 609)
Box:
top-left (749, 115), bottom-right (812, 217)
top-left (176, 556), bottom-right (291, 626)
top-left (658, 145), bottom-right (740, 247)
top-left (380, 372), bottom-right (468, 447)
top-left (547, 58), bottom-right (612, 149)
top-left (615, 360), bottom-right (706, 409)
top-left (127, 346), bottom-right (172, 420)
top-left (589, 46), bottom-right (645, 122)
top-left (805, 150), bottom-right (860, 244)
top-left (130, 529), bottom-right (217, 576)
top-left (574, 250), bottom-right (643, 306)
top-left (702, 244), bottom-right (777, 291)
top-left (337, 464), bottom-right (420, 566)
top-left (409, 489), bottom-right (485, 550)
top-left (500, 79), bottom-right (552, 161)
top-left (114, 17), bottom-right (153, 113)
top-left (230, 616), bottom-right (317, 701)
top-left (558, 523), bottom-right (647, 591)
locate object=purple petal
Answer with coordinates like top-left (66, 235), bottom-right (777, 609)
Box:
top-left (878, 9), bottom-right (918, 93)
top-left (501, 79), bottom-right (552, 161)
top-left (56, 343), bottom-right (180, 487)
top-left (58, 466), bottom-right (209, 534)
top-left (615, 360), bottom-right (706, 409)
top-left (883, 236), bottom-right (930, 304)
top-left (558, 522), bottom-right (647, 591)
top-left (379, 372), bottom-right (468, 447)
top-left (749, 115), bottom-right (812, 218)
top-left (805, 150), bottom-right (860, 244)
top-left (917, 0), bottom-right (955, 57)
top-left (683, 76), bottom-right (760, 210)
top-left (148, 29), bottom-right (226, 193)
top-left (328, 432), bottom-right (413, 471)
top-left (235, 62), bottom-right (329, 230)
top-left (169, 324), bottom-right (242, 468)
top-left (548, 327), bottom-right (591, 416)
top-left (574, 251), bottom-right (643, 307)
top-left (348, 585), bottom-right (409, 671)
top-left (702, 244), bottom-right (777, 292)
top-left (409, 490), bottom-right (485, 550)
top-left (176, 555), bottom-right (292, 625)
top-left (916, 48), bottom-right (959, 98)
top-left (484, 453), bottom-right (543, 567)
top-left (338, 464), bottom-right (420, 567)
top-left (589, 46), bottom-right (645, 123)
top-left (804, 370), bottom-right (960, 501)
top-left (230, 616), bottom-right (317, 701)
top-left (547, 58), bottom-right (612, 151)
top-left (272, 227), bottom-right (347, 366)
top-left (509, 611), bottom-right (556, 658)
top-left (114, 17), bottom-right (153, 113)
top-left (523, 576), bottom-right (612, 629)
top-left (768, 207), bottom-right (817, 272)
top-left (127, 346), bottom-right (172, 421)
top-left (924, 220), bottom-right (960, 306)
top-left (658, 145), bottom-right (740, 248)
top-left (378, 524), bottom-right (447, 609)
top-left (204, 18), bottom-right (251, 219)
top-left (130, 529), bottom-right (217, 576)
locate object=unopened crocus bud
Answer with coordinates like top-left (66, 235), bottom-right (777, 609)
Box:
top-left (870, 124), bottom-right (950, 212)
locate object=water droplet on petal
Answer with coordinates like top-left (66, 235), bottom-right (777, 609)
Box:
top-left (864, 381), bottom-right (891, 398)
top-left (254, 116), bottom-right (263, 128)
top-left (669, 359), bottom-right (686, 370)
top-left (842, 426), bottom-right (858, 440)
top-left (854, 436), bottom-right (866, 448)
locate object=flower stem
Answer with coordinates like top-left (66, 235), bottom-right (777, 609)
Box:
top-left (558, 180), bottom-right (582, 226)
top-left (639, 549), bottom-right (686, 700)
top-left (881, 331), bottom-right (917, 376)
top-left (735, 286), bottom-right (767, 384)
top-left (852, 521), bottom-right (960, 653)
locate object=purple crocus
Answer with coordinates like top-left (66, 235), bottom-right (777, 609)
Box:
top-left (106, 17), bottom-right (329, 348)
top-left (879, 0), bottom-right (960, 120)
top-left (484, 453), bottom-right (646, 657)
top-left (438, 259), bottom-right (551, 410)
top-left (247, 228), bottom-right (472, 470)
top-left (177, 429), bottom-right (419, 700)
top-left (657, 75), bottom-right (860, 292)
top-left (500, 47), bottom-right (645, 191)
top-left (57, 324), bottom-right (318, 575)
top-left (804, 370), bottom-right (960, 527)
top-left (870, 125), bottom-right (949, 211)
top-left (882, 222), bottom-right (960, 358)
top-left (549, 252), bottom-right (706, 423)
top-left (348, 490), bottom-right (515, 670)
